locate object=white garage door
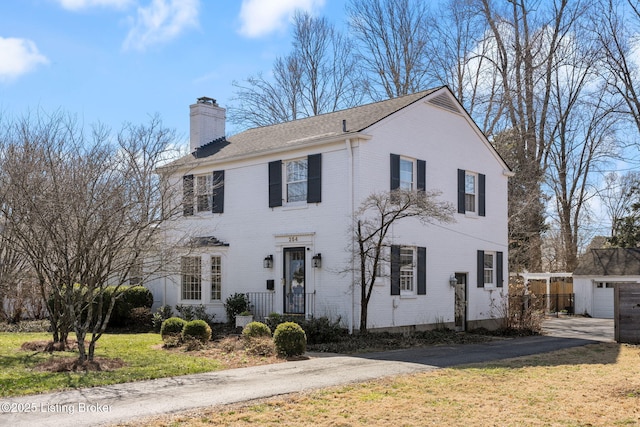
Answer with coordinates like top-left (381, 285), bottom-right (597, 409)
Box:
top-left (593, 282), bottom-right (614, 318)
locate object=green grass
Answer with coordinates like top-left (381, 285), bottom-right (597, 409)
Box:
top-left (0, 332), bottom-right (223, 397)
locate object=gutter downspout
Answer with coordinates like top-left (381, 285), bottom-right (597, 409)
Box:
top-left (346, 138), bottom-right (355, 334)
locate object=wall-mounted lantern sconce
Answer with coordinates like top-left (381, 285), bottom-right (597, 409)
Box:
top-left (449, 274), bottom-right (458, 287)
top-left (263, 255), bottom-right (273, 268)
top-left (312, 253), bottom-right (322, 268)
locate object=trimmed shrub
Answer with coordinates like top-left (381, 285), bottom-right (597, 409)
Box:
top-left (123, 286), bottom-right (154, 309)
top-left (273, 322), bottom-right (307, 357)
top-left (182, 319), bottom-right (212, 343)
top-left (242, 321), bottom-right (272, 339)
top-left (224, 293), bottom-right (251, 324)
top-left (160, 317), bottom-right (187, 339)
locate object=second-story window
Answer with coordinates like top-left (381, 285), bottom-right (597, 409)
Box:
top-left (196, 174), bottom-right (213, 212)
top-left (465, 172), bottom-right (476, 213)
top-left (286, 159), bottom-right (308, 203)
top-left (399, 158), bottom-right (414, 190)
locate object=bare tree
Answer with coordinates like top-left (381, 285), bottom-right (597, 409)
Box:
top-left (599, 171), bottom-right (640, 237)
top-left (347, 0), bottom-right (433, 100)
top-left (352, 189), bottom-right (454, 333)
top-left (0, 111), bottom-right (181, 364)
top-left (593, 0), bottom-right (640, 135)
top-left (230, 11), bottom-right (362, 129)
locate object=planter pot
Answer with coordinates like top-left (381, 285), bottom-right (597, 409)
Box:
top-left (235, 315), bottom-right (253, 329)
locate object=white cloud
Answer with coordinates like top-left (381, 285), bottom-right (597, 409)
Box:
top-left (56, 0), bottom-right (133, 11)
top-left (0, 37), bottom-right (49, 83)
top-left (238, 0), bottom-right (325, 38)
top-left (123, 0), bottom-right (199, 51)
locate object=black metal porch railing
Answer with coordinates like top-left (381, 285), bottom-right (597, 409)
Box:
top-left (246, 292), bottom-right (316, 321)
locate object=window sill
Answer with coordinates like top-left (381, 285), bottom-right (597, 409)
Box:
top-left (400, 294), bottom-right (417, 299)
top-left (282, 203), bottom-right (309, 211)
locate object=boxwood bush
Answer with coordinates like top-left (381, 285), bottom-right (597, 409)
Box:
top-left (242, 321), bottom-right (271, 339)
top-left (273, 321), bottom-right (306, 357)
top-left (182, 319), bottom-right (212, 343)
top-left (160, 317), bottom-right (187, 339)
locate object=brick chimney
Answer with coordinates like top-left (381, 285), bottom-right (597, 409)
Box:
top-left (190, 97), bottom-right (226, 152)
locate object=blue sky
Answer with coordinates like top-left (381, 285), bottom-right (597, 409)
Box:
top-left (0, 0), bottom-right (346, 140)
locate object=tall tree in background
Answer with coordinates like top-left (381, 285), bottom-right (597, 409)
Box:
top-left (594, 0), bottom-right (640, 135)
top-left (347, 0), bottom-right (432, 99)
top-left (230, 11), bottom-right (362, 128)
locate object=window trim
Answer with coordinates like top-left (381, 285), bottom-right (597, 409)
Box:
top-left (210, 255), bottom-right (222, 301)
top-left (285, 158), bottom-right (308, 204)
top-left (181, 256), bottom-right (202, 301)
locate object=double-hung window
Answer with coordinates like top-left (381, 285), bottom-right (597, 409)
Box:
top-left (181, 256), bottom-right (202, 300)
top-left (211, 256), bottom-right (222, 301)
top-left (269, 154), bottom-right (321, 207)
top-left (400, 247), bottom-right (415, 293)
top-left (391, 245), bottom-right (427, 295)
top-left (458, 169), bottom-right (485, 216)
top-left (196, 175), bottom-right (213, 212)
top-left (390, 154), bottom-right (426, 192)
top-left (399, 158), bottom-right (414, 190)
top-left (465, 172), bottom-right (476, 213)
top-left (286, 159), bottom-right (308, 203)
top-left (483, 252), bottom-right (494, 285)
top-left (477, 250), bottom-right (503, 288)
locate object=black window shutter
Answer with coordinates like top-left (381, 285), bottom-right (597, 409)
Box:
top-left (183, 175), bottom-right (194, 216)
top-left (458, 169), bottom-right (466, 214)
top-left (477, 250), bottom-right (485, 288)
top-left (496, 251), bottom-right (503, 287)
top-left (307, 153), bottom-right (322, 203)
top-left (417, 159), bottom-right (426, 192)
top-left (479, 173), bottom-right (486, 217)
top-left (268, 160), bottom-right (282, 207)
top-left (390, 154), bottom-right (400, 191)
top-left (390, 245), bottom-right (400, 295)
top-left (212, 170), bottom-right (224, 213)
top-left (417, 246), bottom-right (426, 295)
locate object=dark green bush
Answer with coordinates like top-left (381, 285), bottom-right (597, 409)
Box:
top-left (273, 322), bottom-right (306, 357)
top-left (160, 317), bottom-right (187, 339)
top-left (128, 307), bottom-right (153, 331)
top-left (242, 321), bottom-right (271, 339)
top-left (299, 317), bottom-right (348, 345)
top-left (182, 319), bottom-right (212, 343)
top-left (123, 286), bottom-right (154, 309)
top-left (224, 293), bottom-right (251, 324)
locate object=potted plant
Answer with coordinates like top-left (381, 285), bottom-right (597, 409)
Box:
top-left (235, 310), bottom-right (253, 329)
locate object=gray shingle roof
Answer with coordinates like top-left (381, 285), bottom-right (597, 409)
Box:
top-left (173, 88), bottom-right (441, 167)
top-left (574, 248), bottom-right (640, 276)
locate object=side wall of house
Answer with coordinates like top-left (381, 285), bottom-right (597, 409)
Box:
top-left (354, 97), bottom-right (510, 329)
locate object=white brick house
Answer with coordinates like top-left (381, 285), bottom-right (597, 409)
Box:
top-left (147, 87), bottom-right (512, 332)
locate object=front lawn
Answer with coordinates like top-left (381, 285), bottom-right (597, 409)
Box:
top-left (0, 332), bottom-right (225, 397)
top-left (119, 343), bottom-right (640, 427)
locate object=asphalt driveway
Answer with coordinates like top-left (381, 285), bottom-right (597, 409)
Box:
top-left (0, 317), bottom-right (615, 427)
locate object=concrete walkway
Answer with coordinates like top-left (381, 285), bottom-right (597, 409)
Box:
top-left (0, 317), bottom-right (615, 427)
